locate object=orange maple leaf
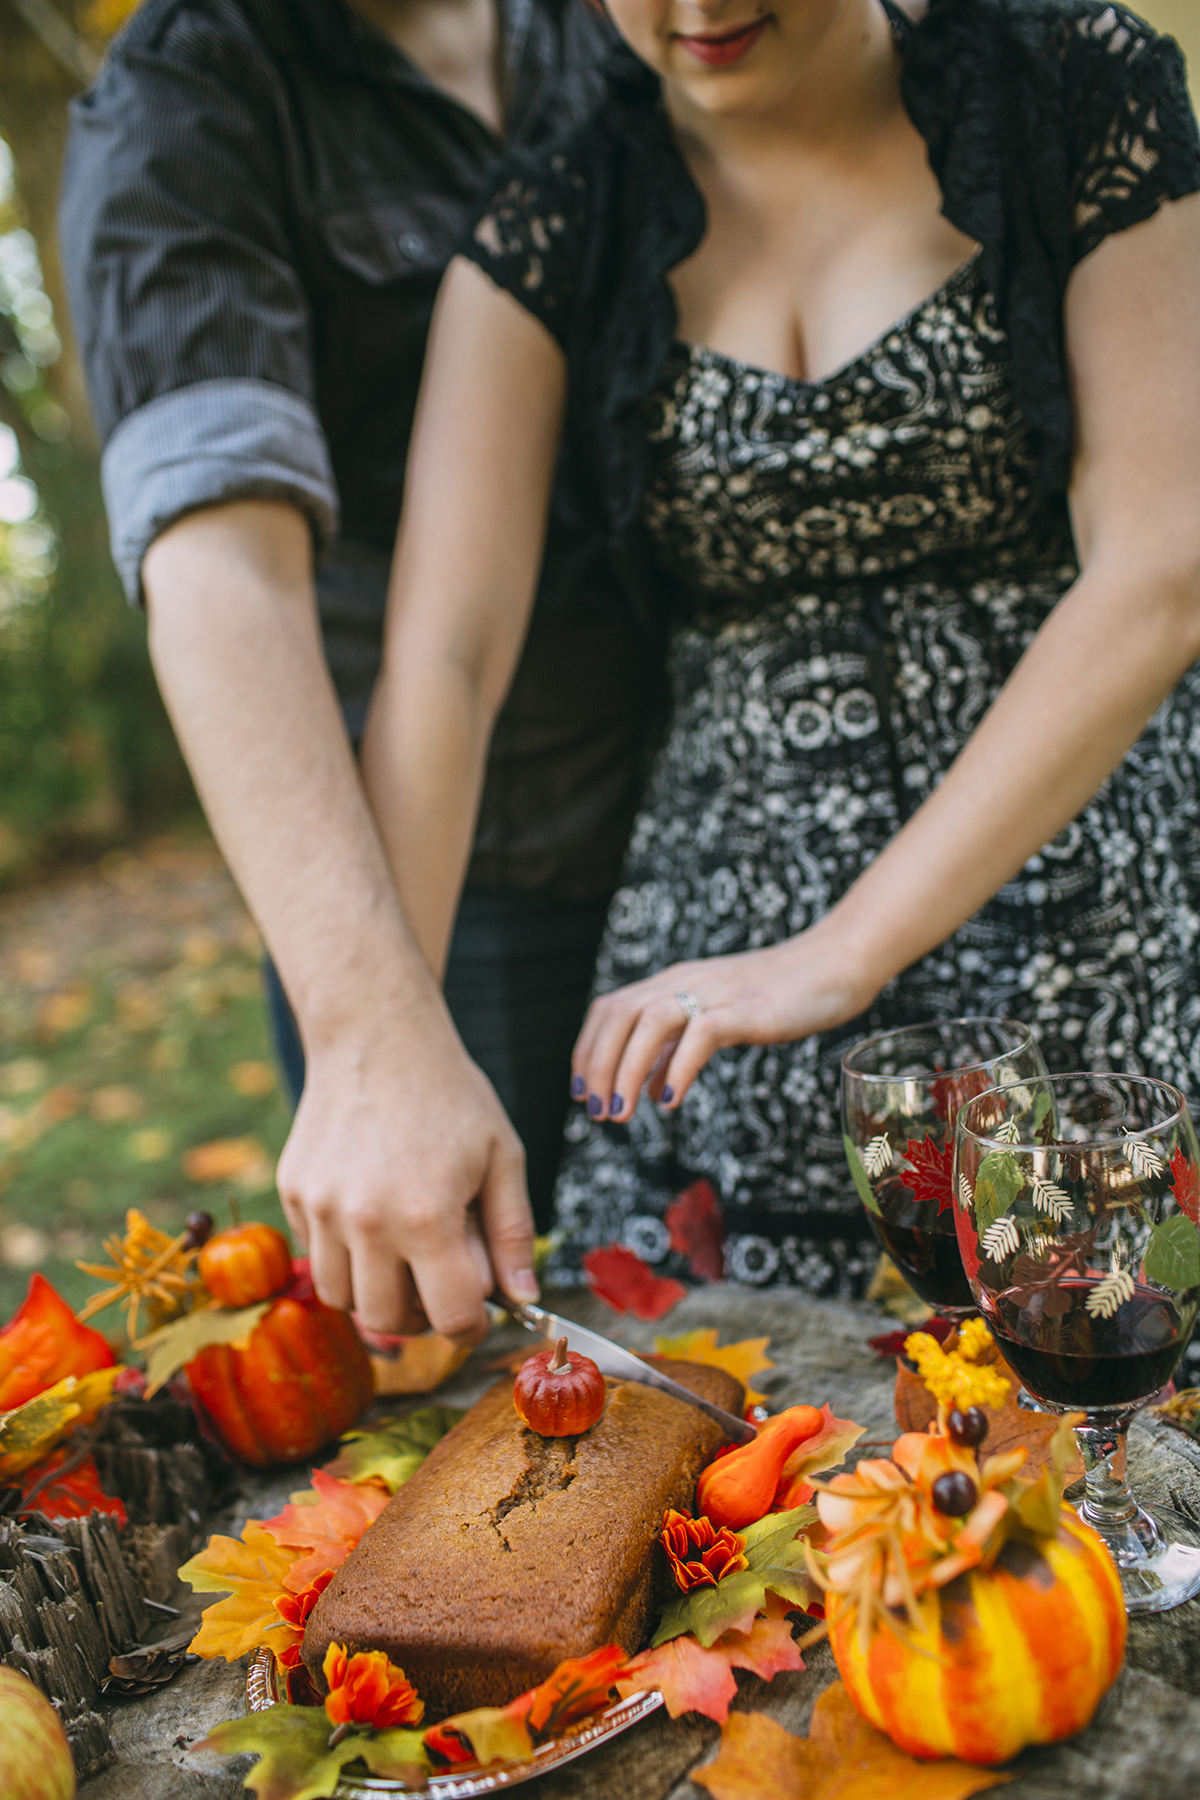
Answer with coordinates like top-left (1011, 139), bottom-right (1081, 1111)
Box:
top-left (692, 1682), bottom-right (1012, 1800)
top-left (178, 1522), bottom-right (299, 1660)
top-left (653, 1328), bottom-right (775, 1409)
top-left (260, 1468), bottom-right (390, 1591)
top-left (619, 1617), bottom-right (804, 1724)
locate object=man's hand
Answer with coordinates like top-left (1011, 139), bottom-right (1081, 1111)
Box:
top-left (278, 997), bottom-right (536, 1342)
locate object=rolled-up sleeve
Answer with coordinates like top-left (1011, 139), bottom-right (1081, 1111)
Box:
top-left (59, 7), bottom-right (339, 602)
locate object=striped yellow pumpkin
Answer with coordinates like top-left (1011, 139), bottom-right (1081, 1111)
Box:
top-left (827, 1505), bottom-right (1126, 1764)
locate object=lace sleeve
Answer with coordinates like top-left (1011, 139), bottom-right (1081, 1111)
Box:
top-left (1068, 3), bottom-right (1200, 265)
top-left (459, 145), bottom-right (591, 349)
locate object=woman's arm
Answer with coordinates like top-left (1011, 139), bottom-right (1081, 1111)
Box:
top-left (577, 191), bottom-right (1200, 1118)
top-left (360, 257), bottom-right (567, 978)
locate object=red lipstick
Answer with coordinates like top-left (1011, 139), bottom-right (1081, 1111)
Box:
top-left (675, 18), bottom-right (768, 66)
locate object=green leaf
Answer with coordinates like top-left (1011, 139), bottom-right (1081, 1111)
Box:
top-left (973, 1150), bottom-right (1024, 1232)
top-left (741, 1506), bottom-right (816, 1567)
top-left (323, 1405), bottom-right (465, 1492)
top-left (1143, 1214), bottom-right (1200, 1291)
top-left (197, 1708), bottom-right (378, 1800)
top-left (842, 1136), bottom-right (882, 1216)
top-left (141, 1300), bottom-right (271, 1395)
top-left (358, 1729), bottom-right (431, 1779)
top-left (652, 1568), bottom-right (766, 1649)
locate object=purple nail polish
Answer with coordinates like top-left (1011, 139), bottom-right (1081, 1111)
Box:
top-left (661, 1084), bottom-right (675, 1105)
top-left (609, 1094), bottom-right (624, 1116)
top-left (588, 1094), bottom-right (603, 1117)
top-left (571, 1074), bottom-right (585, 1097)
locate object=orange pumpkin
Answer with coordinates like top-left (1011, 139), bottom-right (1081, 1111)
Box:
top-left (185, 1290), bottom-right (373, 1465)
top-left (513, 1336), bottom-right (606, 1436)
top-left (827, 1504), bottom-right (1126, 1764)
top-left (198, 1222), bottom-right (292, 1308)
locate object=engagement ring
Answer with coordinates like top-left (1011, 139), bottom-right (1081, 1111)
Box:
top-left (675, 992), bottom-right (702, 1020)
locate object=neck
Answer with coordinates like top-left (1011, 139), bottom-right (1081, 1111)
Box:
top-left (665, 0), bottom-right (900, 168)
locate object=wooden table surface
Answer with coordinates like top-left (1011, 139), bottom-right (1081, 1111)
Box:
top-left (79, 1284), bottom-right (1200, 1800)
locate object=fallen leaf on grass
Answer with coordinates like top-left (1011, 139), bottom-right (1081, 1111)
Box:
top-left (182, 1136), bottom-right (272, 1186)
top-left (620, 1617), bottom-right (804, 1723)
top-left (692, 1682), bottom-right (1012, 1800)
top-left (37, 983), bottom-right (93, 1036)
top-left (231, 1060), bottom-right (277, 1098)
top-left (140, 1300), bottom-right (271, 1396)
top-left (89, 1085), bottom-right (145, 1122)
top-left (582, 1243), bottom-right (687, 1320)
top-left (666, 1179), bottom-right (726, 1281)
top-left (323, 1406), bottom-right (463, 1493)
top-left (261, 1469), bottom-right (389, 1591)
top-left (654, 1328), bottom-right (775, 1409)
top-left (893, 1333), bottom-right (1083, 1484)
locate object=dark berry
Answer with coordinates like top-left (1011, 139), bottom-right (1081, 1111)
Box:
top-left (947, 1406), bottom-right (988, 1449)
top-left (931, 1470), bottom-right (978, 1517)
top-left (182, 1209), bottom-right (214, 1250)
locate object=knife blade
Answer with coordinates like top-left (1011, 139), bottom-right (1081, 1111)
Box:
top-left (509, 1301), bottom-right (756, 1444)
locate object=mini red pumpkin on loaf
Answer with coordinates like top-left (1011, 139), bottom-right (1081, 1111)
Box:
top-left (513, 1336), bottom-right (606, 1436)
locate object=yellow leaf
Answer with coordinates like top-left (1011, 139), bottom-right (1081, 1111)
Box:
top-left (692, 1682), bottom-right (1012, 1800)
top-left (0, 1368), bottom-right (119, 1479)
top-left (654, 1328), bottom-right (775, 1408)
top-left (140, 1300), bottom-right (270, 1395)
top-left (178, 1522), bottom-right (299, 1661)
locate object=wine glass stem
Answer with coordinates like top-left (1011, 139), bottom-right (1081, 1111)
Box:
top-left (1074, 1417), bottom-right (1139, 1531)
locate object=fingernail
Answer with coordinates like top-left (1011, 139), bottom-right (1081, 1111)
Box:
top-left (588, 1094), bottom-right (603, 1117)
top-left (609, 1094), bottom-right (624, 1116)
top-left (510, 1268), bottom-right (539, 1302)
top-left (661, 1084), bottom-right (675, 1105)
top-left (570, 1074), bottom-right (585, 1097)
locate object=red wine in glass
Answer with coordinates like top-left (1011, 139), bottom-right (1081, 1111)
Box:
top-left (981, 1278), bottom-right (1188, 1409)
top-left (866, 1174), bottom-right (976, 1313)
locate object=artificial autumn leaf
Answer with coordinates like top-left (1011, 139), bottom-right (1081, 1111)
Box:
top-left (261, 1469), bottom-right (389, 1591)
top-left (0, 1272), bottom-right (115, 1410)
top-left (692, 1682), bottom-right (1011, 1800)
top-left (774, 1404), bottom-right (867, 1508)
top-left (0, 1368), bottom-right (120, 1479)
top-left (525, 1644), bottom-right (629, 1736)
top-left (893, 1331), bottom-right (1083, 1484)
top-left (665, 1179), bottom-right (726, 1281)
top-left (17, 1446), bottom-right (127, 1524)
top-left (322, 1405), bottom-right (463, 1492)
top-left (902, 1136), bottom-right (955, 1215)
top-left (197, 1708), bottom-right (429, 1800)
top-left (1170, 1146), bottom-right (1199, 1226)
top-left (620, 1616), bottom-right (804, 1723)
top-left (178, 1521), bottom-right (298, 1660)
top-left (425, 1698), bottom-right (535, 1769)
top-left (367, 1333), bottom-right (471, 1395)
top-left (654, 1328), bottom-right (775, 1409)
top-left (425, 1644), bottom-right (626, 1769)
top-left (582, 1243), bottom-right (687, 1320)
top-left (653, 1506), bottom-right (817, 1647)
top-left (140, 1298), bottom-right (270, 1395)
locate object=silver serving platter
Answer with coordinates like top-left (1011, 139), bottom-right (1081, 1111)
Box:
top-left (246, 1648), bottom-right (664, 1796)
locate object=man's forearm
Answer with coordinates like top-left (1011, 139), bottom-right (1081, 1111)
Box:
top-left (142, 500), bottom-right (441, 1046)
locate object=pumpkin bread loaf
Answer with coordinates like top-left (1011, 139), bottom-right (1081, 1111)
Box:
top-left (303, 1358), bottom-right (744, 1717)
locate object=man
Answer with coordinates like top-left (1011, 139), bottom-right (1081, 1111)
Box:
top-left (59, 0), bottom-right (659, 1341)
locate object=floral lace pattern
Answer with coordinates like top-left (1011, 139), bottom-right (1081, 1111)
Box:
top-left (548, 262), bottom-right (1200, 1297)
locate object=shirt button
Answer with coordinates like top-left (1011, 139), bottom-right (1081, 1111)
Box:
top-left (398, 231), bottom-right (426, 259)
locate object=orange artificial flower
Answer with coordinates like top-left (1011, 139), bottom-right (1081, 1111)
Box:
top-left (322, 1643), bottom-right (424, 1730)
top-left (273, 1568), bottom-right (335, 1671)
top-left (662, 1508), bottom-right (749, 1594)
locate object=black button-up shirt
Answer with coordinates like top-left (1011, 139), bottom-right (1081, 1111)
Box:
top-left (60, 0), bottom-right (660, 900)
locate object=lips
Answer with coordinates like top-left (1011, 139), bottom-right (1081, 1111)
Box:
top-left (674, 18), bottom-right (768, 66)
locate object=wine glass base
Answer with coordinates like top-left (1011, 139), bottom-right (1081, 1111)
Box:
top-left (1079, 1500), bottom-right (1200, 1615)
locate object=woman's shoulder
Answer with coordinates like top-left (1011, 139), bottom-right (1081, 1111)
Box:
top-left (912, 0), bottom-right (1191, 89)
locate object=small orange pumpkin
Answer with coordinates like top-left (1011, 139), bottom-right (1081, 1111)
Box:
top-left (198, 1222), bottom-right (292, 1308)
top-left (827, 1503), bottom-right (1125, 1763)
top-left (513, 1336), bottom-right (606, 1436)
top-left (186, 1287), bottom-right (373, 1465)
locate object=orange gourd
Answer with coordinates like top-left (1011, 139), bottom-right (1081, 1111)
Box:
top-left (198, 1223), bottom-right (292, 1308)
top-left (185, 1289), bottom-right (373, 1465)
top-left (696, 1404), bottom-right (824, 1529)
top-left (513, 1336), bottom-right (606, 1436)
top-left (827, 1503), bottom-right (1126, 1763)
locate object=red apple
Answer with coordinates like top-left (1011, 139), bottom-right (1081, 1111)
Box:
top-left (0, 1668), bottom-right (75, 1800)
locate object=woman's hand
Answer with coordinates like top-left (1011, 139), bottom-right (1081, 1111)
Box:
top-left (571, 920), bottom-right (875, 1122)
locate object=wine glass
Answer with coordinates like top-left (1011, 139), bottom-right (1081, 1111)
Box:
top-left (955, 1072), bottom-right (1200, 1614)
top-left (841, 1018), bottom-right (1047, 1319)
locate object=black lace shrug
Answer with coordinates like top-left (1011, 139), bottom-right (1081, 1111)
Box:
top-left (462, 0), bottom-right (1200, 616)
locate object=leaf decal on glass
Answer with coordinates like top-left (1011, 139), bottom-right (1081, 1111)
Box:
top-left (1169, 1146), bottom-right (1200, 1226)
top-left (956, 1173), bottom-right (973, 1212)
top-left (1143, 1214), bottom-right (1200, 1291)
top-left (994, 1118), bottom-right (1021, 1145)
top-left (973, 1150), bottom-right (1024, 1232)
top-left (1085, 1267), bottom-right (1136, 1320)
top-left (1030, 1177), bottom-right (1071, 1223)
top-left (981, 1217), bottom-right (1019, 1262)
top-left (1123, 1134), bottom-right (1165, 1179)
top-left (901, 1136), bottom-right (955, 1214)
top-left (862, 1134), bottom-right (893, 1179)
top-left (841, 1136), bottom-right (882, 1216)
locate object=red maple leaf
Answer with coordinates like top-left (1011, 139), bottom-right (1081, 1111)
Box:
top-left (902, 1135), bottom-right (955, 1215)
top-left (581, 1244), bottom-right (687, 1321)
top-left (665, 1180), bottom-right (726, 1282)
top-left (19, 1448), bottom-right (127, 1525)
top-left (1170, 1147), bottom-right (1200, 1226)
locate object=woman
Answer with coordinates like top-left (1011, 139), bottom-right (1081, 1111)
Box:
top-left (361, 0), bottom-right (1200, 1299)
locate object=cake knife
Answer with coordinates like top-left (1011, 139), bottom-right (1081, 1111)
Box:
top-left (509, 1301), bottom-right (757, 1443)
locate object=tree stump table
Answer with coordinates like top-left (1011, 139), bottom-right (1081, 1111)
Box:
top-left (76, 1284), bottom-right (1200, 1800)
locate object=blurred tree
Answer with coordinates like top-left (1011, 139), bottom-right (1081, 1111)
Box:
top-left (0, 0), bottom-right (195, 888)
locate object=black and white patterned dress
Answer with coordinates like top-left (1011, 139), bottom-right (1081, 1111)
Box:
top-left (548, 251), bottom-right (1200, 1297)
